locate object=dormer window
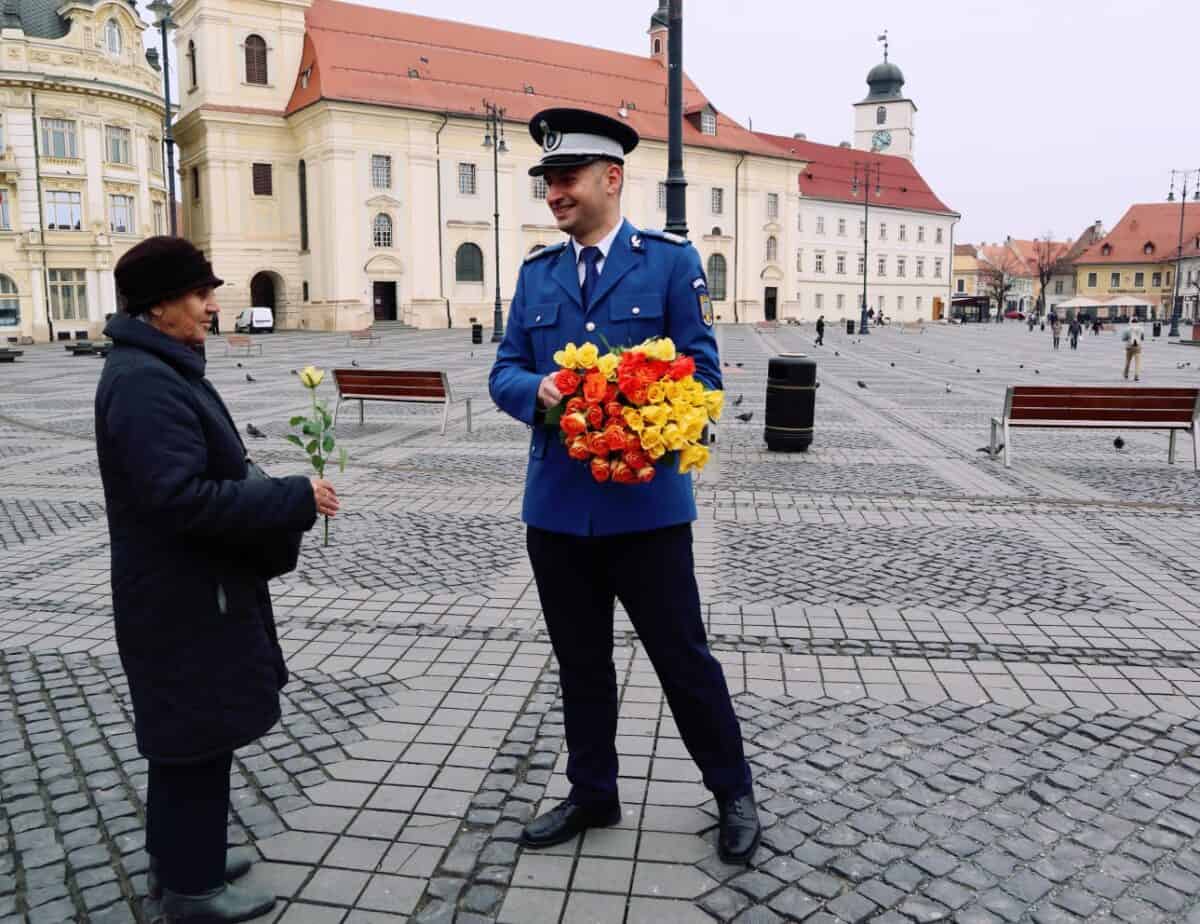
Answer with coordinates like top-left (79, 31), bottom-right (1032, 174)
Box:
top-left (299, 66), bottom-right (311, 89)
top-left (1101, 243), bottom-right (1112, 256)
top-left (105, 19), bottom-right (121, 56)
top-left (1143, 241), bottom-right (1155, 255)
top-left (701, 111), bottom-right (717, 136)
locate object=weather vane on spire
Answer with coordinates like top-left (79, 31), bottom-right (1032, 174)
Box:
top-left (877, 30), bottom-right (889, 62)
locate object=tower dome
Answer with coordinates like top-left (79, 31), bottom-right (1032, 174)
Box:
top-left (865, 59), bottom-right (905, 100)
top-left (649, 0), bottom-right (668, 30)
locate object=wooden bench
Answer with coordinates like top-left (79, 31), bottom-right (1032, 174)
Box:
top-left (64, 340), bottom-right (111, 357)
top-left (347, 327), bottom-right (382, 346)
top-left (332, 368), bottom-right (471, 434)
top-left (990, 386), bottom-right (1200, 470)
top-left (223, 334), bottom-right (263, 356)
top-left (0, 349), bottom-right (23, 362)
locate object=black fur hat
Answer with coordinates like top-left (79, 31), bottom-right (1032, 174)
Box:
top-left (114, 236), bottom-right (224, 316)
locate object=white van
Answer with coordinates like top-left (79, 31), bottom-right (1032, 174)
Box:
top-left (234, 307), bottom-right (274, 334)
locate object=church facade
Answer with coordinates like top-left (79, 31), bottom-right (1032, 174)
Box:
top-left (172, 0), bottom-right (957, 331)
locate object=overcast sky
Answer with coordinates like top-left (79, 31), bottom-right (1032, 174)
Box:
top-left (351, 0), bottom-right (1199, 245)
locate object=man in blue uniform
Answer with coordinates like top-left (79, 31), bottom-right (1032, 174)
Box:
top-left (490, 108), bottom-right (760, 864)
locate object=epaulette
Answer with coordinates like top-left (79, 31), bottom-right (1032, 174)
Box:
top-left (524, 242), bottom-right (568, 263)
top-left (640, 228), bottom-right (689, 246)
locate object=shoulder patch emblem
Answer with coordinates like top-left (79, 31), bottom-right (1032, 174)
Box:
top-left (698, 291), bottom-right (714, 327)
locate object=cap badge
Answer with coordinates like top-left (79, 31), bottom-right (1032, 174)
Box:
top-left (540, 119), bottom-right (562, 153)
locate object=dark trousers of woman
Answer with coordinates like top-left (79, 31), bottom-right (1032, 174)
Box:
top-left (146, 751), bottom-right (233, 895)
top-left (527, 524), bottom-right (752, 806)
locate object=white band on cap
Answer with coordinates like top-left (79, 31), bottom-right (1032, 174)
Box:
top-left (543, 131), bottom-right (624, 161)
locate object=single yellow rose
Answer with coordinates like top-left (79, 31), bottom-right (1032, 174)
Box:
top-left (679, 443), bottom-right (710, 474)
top-left (299, 365), bottom-right (325, 389)
top-left (683, 416), bottom-right (706, 442)
top-left (704, 389), bottom-right (725, 421)
top-left (663, 381), bottom-right (681, 403)
top-left (654, 338), bottom-right (678, 362)
top-left (662, 423), bottom-right (686, 452)
top-left (576, 342), bottom-right (600, 369)
top-left (646, 441), bottom-right (667, 461)
top-left (641, 404), bottom-right (670, 428)
top-left (646, 382), bottom-right (666, 404)
top-left (553, 343), bottom-right (579, 370)
top-left (622, 407), bottom-right (646, 432)
top-left (640, 426), bottom-right (665, 454)
top-left (596, 353), bottom-right (620, 380)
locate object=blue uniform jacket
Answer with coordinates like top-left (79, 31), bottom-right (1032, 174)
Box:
top-left (489, 219), bottom-right (722, 537)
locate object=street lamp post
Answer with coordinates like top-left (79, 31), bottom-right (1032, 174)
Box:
top-left (663, 0), bottom-right (687, 238)
top-left (851, 161), bottom-right (880, 336)
top-left (147, 0), bottom-right (177, 235)
top-left (1167, 168), bottom-right (1200, 338)
top-left (482, 100), bottom-right (508, 343)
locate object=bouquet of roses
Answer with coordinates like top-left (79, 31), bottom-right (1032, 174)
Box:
top-left (547, 337), bottom-right (724, 484)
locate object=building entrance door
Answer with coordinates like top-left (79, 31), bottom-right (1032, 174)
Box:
top-left (373, 281), bottom-right (397, 322)
top-left (764, 287), bottom-right (778, 321)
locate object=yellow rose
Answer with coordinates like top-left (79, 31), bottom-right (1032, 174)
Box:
top-left (683, 415), bottom-right (706, 442)
top-left (640, 426), bottom-right (665, 455)
top-left (663, 381), bottom-right (681, 403)
top-left (642, 404), bottom-right (670, 428)
top-left (654, 338), bottom-right (678, 362)
top-left (553, 343), bottom-right (579, 370)
top-left (299, 365), bottom-right (325, 389)
top-left (596, 352), bottom-right (620, 380)
top-left (704, 389), bottom-right (725, 421)
top-left (622, 407), bottom-right (646, 432)
top-left (646, 441), bottom-right (667, 461)
top-left (646, 382), bottom-right (666, 404)
top-left (576, 342), bottom-right (600, 369)
top-left (679, 443), bottom-right (710, 474)
top-left (662, 423), bottom-right (687, 451)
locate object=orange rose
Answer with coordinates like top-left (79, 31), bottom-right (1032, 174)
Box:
top-left (605, 401), bottom-right (624, 420)
top-left (630, 387), bottom-right (649, 406)
top-left (586, 404), bottom-right (605, 429)
top-left (604, 384), bottom-right (620, 404)
top-left (624, 448), bottom-right (649, 470)
top-left (636, 465), bottom-right (656, 484)
top-left (560, 412), bottom-right (588, 437)
top-left (566, 396), bottom-right (587, 415)
top-left (583, 372), bottom-right (608, 403)
top-left (586, 431), bottom-right (610, 455)
top-left (611, 460), bottom-right (637, 484)
top-left (554, 369), bottom-right (582, 395)
top-left (590, 457), bottom-right (611, 482)
top-left (604, 426), bottom-right (627, 452)
top-left (567, 436), bottom-right (591, 461)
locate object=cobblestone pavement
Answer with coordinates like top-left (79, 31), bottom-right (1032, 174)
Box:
top-left (4, 322), bottom-right (1200, 922)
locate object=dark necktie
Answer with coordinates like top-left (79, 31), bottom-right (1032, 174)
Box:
top-left (579, 246), bottom-right (602, 310)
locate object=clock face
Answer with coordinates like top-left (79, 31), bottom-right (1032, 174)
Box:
top-left (871, 130), bottom-right (892, 152)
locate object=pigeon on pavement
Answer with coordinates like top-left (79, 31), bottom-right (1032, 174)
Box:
top-left (976, 444), bottom-right (1004, 454)
top-left (733, 395), bottom-right (744, 406)
top-left (857, 380), bottom-right (868, 389)
top-left (735, 412), bottom-right (753, 423)
top-left (245, 373), bottom-right (257, 383)
top-left (246, 423), bottom-right (267, 439)
top-left (1114, 436), bottom-right (1125, 450)
top-left (351, 359), bottom-right (360, 367)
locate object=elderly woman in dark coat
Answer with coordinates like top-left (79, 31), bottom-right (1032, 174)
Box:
top-left (96, 237), bottom-right (340, 922)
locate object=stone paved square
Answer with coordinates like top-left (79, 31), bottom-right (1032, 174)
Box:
top-left (5, 323), bottom-right (1200, 922)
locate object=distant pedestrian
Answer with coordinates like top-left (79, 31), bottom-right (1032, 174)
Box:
top-left (208, 311), bottom-right (220, 335)
top-left (1051, 316), bottom-right (1062, 350)
top-left (1068, 318), bottom-right (1082, 350)
top-left (1122, 317), bottom-right (1145, 381)
top-left (815, 314), bottom-right (825, 346)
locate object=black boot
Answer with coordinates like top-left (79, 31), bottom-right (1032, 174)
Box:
top-left (161, 882), bottom-right (275, 923)
top-left (521, 799), bottom-right (622, 849)
top-left (717, 791), bottom-right (761, 865)
top-left (148, 847), bottom-right (254, 900)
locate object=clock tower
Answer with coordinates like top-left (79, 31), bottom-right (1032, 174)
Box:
top-left (853, 44), bottom-right (916, 161)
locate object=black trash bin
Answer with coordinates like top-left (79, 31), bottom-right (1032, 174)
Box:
top-left (1153, 321), bottom-right (1162, 338)
top-left (764, 354), bottom-right (816, 452)
top-left (846, 319), bottom-right (855, 335)
top-left (471, 323), bottom-right (483, 345)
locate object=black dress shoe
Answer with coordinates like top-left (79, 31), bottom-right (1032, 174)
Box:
top-left (147, 848), bottom-right (254, 900)
top-left (161, 881), bottom-right (275, 923)
top-left (521, 798), bottom-right (622, 849)
top-left (717, 791), bottom-right (761, 864)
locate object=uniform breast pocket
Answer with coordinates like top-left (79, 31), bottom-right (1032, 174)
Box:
top-left (609, 294), bottom-right (665, 345)
top-left (527, 303), bottom-right (561, 366)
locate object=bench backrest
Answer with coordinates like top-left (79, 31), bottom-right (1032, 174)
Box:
top-left (349, 328), bottom-right (376, 339)
top-left (1005, 386), bottom-right (1200, 424)
top-left (333, 368), bottom-right (450, 402)
top-left (226, 334), bottom-right (251, 345)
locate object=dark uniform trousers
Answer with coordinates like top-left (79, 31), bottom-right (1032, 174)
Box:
top-left (145, 751), bottom-right (233, 894)
top-left (527, 524), bottom-right (752, 805)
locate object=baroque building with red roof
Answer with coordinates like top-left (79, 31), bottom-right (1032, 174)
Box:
top-left (172, 0), bottom-right (958, 329)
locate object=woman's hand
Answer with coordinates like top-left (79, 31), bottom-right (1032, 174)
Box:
top-left (537, 374), bottom-right (563, 409)
top-left (311, 479), bottom-right (340, 517)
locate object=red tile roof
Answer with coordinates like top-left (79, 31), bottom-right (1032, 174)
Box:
top-left (753, 131), bottom-right (955, 216)
top-left (1005, 238), bottom-right (1072, 274)
top-left (954, 243), bottom-right (978, 256)
top-left (979, 244), bottom-right (1034, 278)
top-left (285, 0), bottom-right (793, 160)
top-left (1072, 203), bottom-right (1200, 266)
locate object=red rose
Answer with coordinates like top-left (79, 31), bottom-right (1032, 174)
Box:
top-left (611, 460), bottom-right (637, 484)
top-left (590, 457), bottom-right (611, 482)
top-left (586, 404), bottom-right (605, 429)
top-left (554, 369), bottom-right (582, 395)
top-left (567, 436), bottom-right (591, 461)
top-left (668, 356), bottom-right (696, 380)
top-left (586, 431), bottom-right (610, 456)
top-left (646, 360), bottom-right (670, 382)
top-left (629, 387), bottom-right (649, 406)
top-left (624, 449), bottom-right (649, 470)
top-left (603, 426), bottom-right (627, 452)
top-left (560, 412), bottom-right (588, 437)
top-left (566, 396), bottom-right (587, 415)
top-left (636, 465), bottom-right (656, 484)
top-left (605, 401), bottom-right (624, 420)
top-left (604, 384), bottom-right (620, 404)
top-left (583, 372), bottom-right (608, 403)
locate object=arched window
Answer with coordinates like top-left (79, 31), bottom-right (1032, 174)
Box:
top-left (105, 19), bottom-right (121, 55)
top-left (187, 40), bottom-right (197, 88)
top-left (456, 243), bottom-right (484, 282)
top-left (766, 235), bottom-right (778, 263)
top-left (298, 160), bottom-right (308, 251)
top-left (876, 106), bottom-right (886, 125)
top-left (711, 226), bottom-right (722, 237)
top-left (706, 254), bottom-right (727, 301)
top-left (0, 275), bottom-right (18, 328)
top-left (372, 213), bottom-right (392, 248)
top-left (653, 38), bottom-right (662, 55)
top-left (244, 34), bottom-right (268, 85)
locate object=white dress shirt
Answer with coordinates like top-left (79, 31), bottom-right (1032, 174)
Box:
top-left (572, 217), bottom-right (624, 286)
